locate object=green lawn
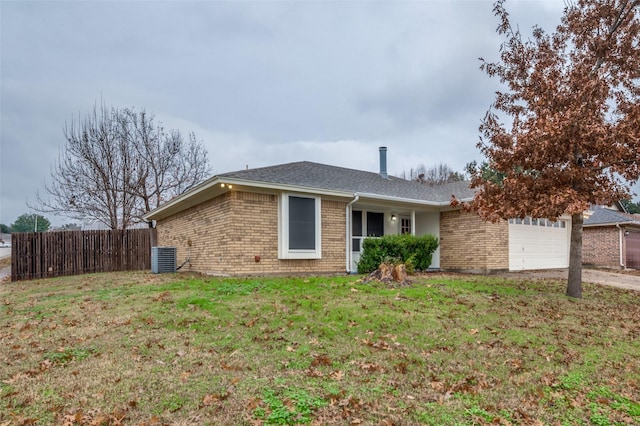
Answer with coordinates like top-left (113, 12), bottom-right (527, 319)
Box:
top-left (1, 271), bottom-right (639, 425)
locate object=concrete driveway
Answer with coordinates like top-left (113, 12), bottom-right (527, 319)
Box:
top-left (0, 248), bottom-right (11, 282)
top-left (498, 268), bottom-right (640, 291)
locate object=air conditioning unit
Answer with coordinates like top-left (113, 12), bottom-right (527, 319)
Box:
top-left (151, 246), bottom-right (177, 273)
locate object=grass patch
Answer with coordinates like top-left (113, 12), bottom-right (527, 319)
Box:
top-left (253, 386), bottom-right (327, 424)
top-left (1, 270), bottom-right (639, 424)
top-left (0, 256), bottom-right (11, 270)
top-left (43, 347), bottom-right (96, 365)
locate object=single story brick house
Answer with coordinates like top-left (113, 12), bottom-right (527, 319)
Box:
top-left (583, 204), bottom-right (640, 269)
top-left (143, 147), bottom-right (571, 276)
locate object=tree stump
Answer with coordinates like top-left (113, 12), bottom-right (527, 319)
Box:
top-left (361, 263), bottom-right (411, 287)
top-left (392, 263), bottom-right (408, 283)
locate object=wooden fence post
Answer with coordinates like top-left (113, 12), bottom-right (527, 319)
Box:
top-left (10, 228), bottom-right (154, 282)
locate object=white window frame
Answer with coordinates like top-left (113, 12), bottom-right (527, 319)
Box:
top-left (279, 193), bottom-right (322, 259)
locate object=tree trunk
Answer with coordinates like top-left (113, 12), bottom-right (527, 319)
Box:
top-left (566, 212), bottom-right (583, 298)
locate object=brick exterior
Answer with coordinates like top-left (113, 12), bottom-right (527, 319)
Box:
top-left (583, 226), bottom-right (622, 269)
top-left (156, 190), bottom-right (347, 276)
top-left (439, 210), bottom-right (509, 272)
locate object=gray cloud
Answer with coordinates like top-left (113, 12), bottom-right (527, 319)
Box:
top-left (1, 0), bottom-right (637, 226)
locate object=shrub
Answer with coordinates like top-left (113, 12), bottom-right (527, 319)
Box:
top-left (357, 233), bottom-right (439, 274)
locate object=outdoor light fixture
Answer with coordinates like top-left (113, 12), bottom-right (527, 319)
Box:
top-left (391, 214), bottom-right (397, 222)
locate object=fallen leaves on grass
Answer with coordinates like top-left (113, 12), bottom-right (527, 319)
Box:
top-left (152, 291), bottom-right (171, 303)
top-left (201, 391), bottom-right (231, 407)
top-left (61, 407), bottom-right (128, 426)
top-left (2, 272), bottom-right (640, 425)
top-left (310, 354), bottom-right (332, 367)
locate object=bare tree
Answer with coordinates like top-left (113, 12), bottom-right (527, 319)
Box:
top-left (34, 102), bottom-right (211, 229)
top-left (121, 109), bottom-right (210, 218)
top-left (399, 163), bottom-right (466, 185)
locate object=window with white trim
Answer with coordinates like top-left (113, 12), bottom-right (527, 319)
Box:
top-left (279, 194), bottom-right (322, 259)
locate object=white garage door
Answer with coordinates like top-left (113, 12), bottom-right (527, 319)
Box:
top-left (508, 218), bottom-right (570, 270)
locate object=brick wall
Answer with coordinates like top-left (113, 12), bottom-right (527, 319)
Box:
top-left (439, 210), bottom-right (509, 272)
top-left (583, 227), bottom-right (621, 268)
top-left (156, 191), bottom-right (234, 274)
top-left (156, 191), bottom-right (347, 276)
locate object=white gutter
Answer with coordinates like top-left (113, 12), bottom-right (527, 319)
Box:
top-left (584, 220), bottom-right (638, 227)
top-left (616, 224), bottom-right (624, 268)
top-left (144, 176), bottom-right (360, 221)
top-left (345, 194), bottom-right (360, 273)
top-left (354, 192), bottom-right (474, 207)
top-left (217, 180), bottom-right (471, 207)
top-left (222, 177), bottom-right (354, 198)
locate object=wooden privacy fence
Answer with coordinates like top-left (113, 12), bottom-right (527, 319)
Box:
top-left (11, 228), bottom-right (157, 281)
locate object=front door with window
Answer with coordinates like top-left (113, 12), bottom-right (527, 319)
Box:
top-left (352, 210), bottom-right (363, 253)
top-left (351, 211), bottom-right (386, 272)
top-left (400, 217), bottom-right (411, 234)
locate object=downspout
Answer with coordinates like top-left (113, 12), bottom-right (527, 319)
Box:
top-left (346, 194), bottom-right (360, 273)
top-left (616, 224), bottom-right (624, 268)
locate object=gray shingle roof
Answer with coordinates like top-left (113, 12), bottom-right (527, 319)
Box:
top-left (584, 205), bottom-right (640, 226)
top-left (220, 161), bottom-right (474, 203)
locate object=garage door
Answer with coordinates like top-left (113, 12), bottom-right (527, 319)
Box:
top-left (509, 218), bottom-right (570, 270)
top-left (626, 231), bottom-right (640, 269)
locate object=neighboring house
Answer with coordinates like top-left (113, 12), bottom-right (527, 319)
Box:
top-left (583, 204), bottom-right (640, 269)
top-left (0, 233), bottom-right (11, 248)
top-left (143, 147), bottom-right (572, 276)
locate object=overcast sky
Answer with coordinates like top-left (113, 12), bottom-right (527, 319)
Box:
top-left (1, 0), bottom-right (638, 227)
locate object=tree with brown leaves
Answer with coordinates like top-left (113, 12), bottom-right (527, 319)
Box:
top-left (465, 0), bottom-right (640, 298)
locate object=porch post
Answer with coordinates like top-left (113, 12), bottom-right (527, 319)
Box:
top-left (411, 210), bottom-right (416, 235)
